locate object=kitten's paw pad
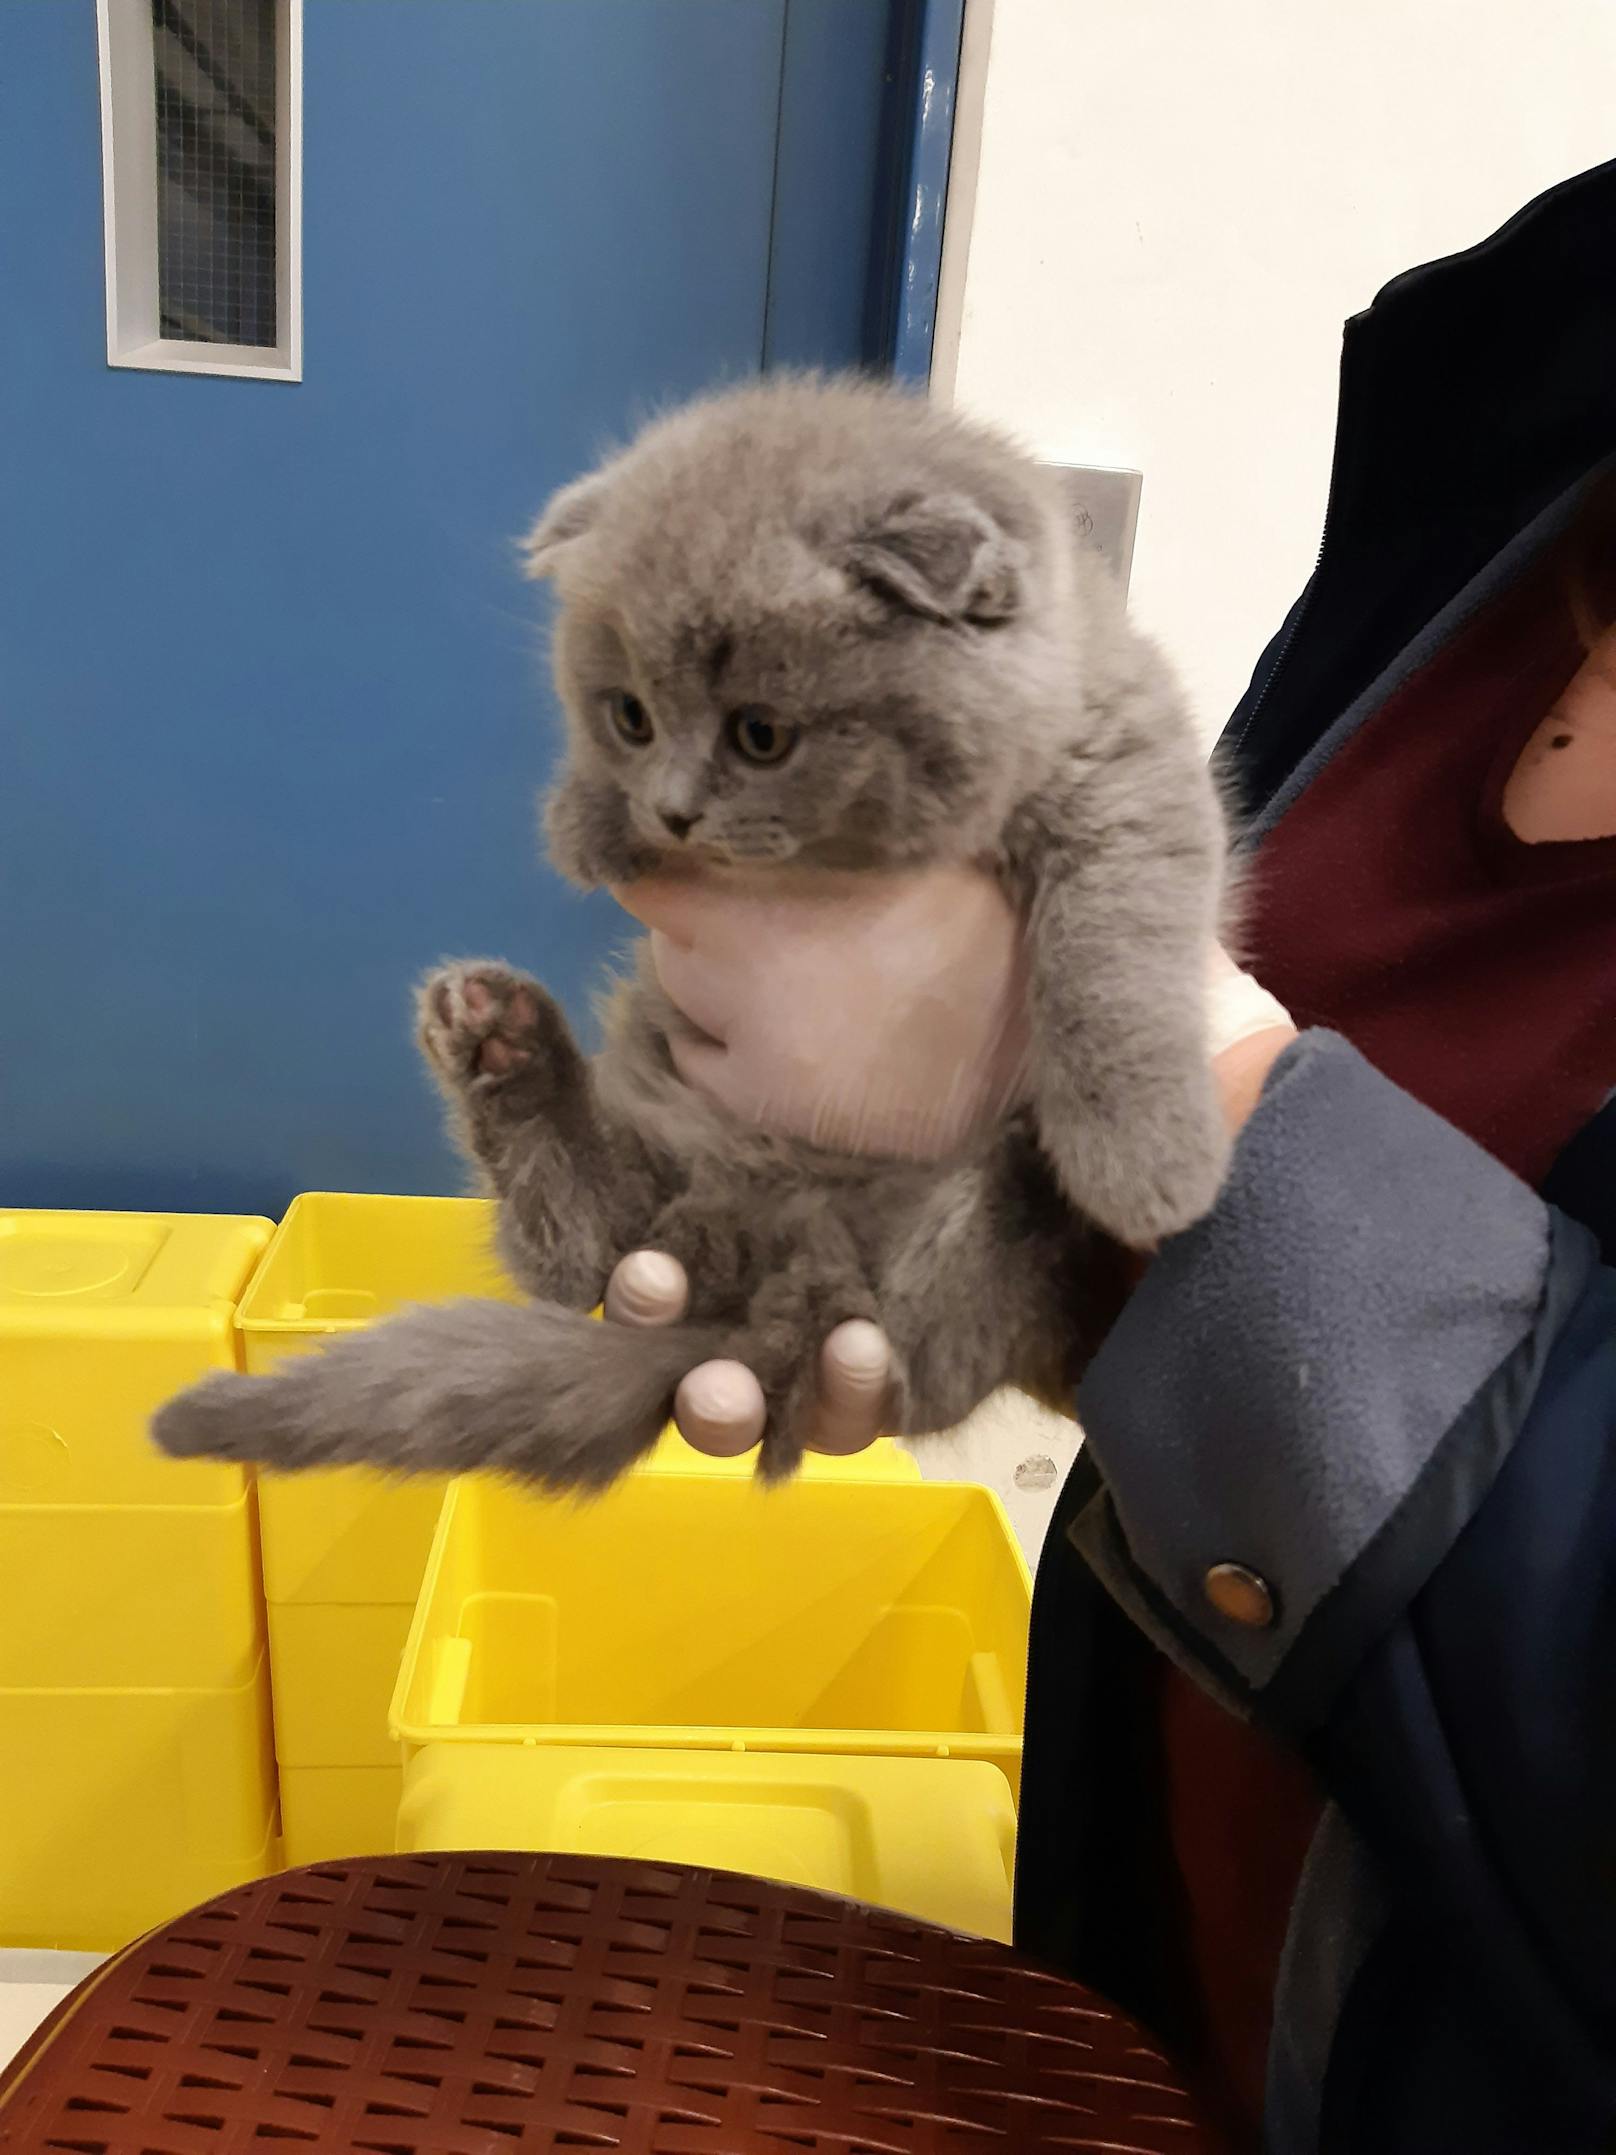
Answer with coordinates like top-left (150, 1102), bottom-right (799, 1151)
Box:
top-left (418, 962), bottom-right (551, 1087)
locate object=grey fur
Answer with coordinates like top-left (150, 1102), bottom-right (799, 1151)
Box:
top-left (155, 376), bottom-right (1228, 1486)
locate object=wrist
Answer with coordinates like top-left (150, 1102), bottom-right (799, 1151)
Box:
top-left (1215, 1023), bottom-right (1298, 1136)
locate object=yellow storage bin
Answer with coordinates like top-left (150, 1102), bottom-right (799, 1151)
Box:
top-left (0, 1494), bottom-right (263, 1689)
top-left (392, 1474), bottom-right (1031, 1791)
top-left (240, 1194), bottom-right (516, 1872)
top-left (241, 1194), bottom-right (515, 1606)
top-left (0, 1654), bottom-right (279, 1952)
top-left (0, 1208), bottom-right (271, 1507)
top-left (266, 1602), bottom-right (414, 1767)
top-left (279, 1765), bottom-right (402, 1868)
top-left (396, 1742), bottom-right (1018, 1941)
top-left (0, 1208), bottom-right (278, 1950)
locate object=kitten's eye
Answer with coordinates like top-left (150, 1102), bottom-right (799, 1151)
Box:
top-left (727, 705), bottom-right (798, 766)
top-left (605, 690), bottom-right (654, 746)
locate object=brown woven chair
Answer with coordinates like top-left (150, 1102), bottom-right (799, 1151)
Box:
top-left (0, 1853), bottom-right (1224, 2152)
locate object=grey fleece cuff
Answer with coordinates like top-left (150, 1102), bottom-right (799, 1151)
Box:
top-left (1073, 1031), bottom-right (1556, 1716)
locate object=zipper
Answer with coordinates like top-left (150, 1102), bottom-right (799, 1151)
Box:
top-left (1227, 318), bottom-right (1362, 760)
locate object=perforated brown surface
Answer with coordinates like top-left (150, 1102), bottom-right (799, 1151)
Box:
top-left (0, 1853), bottom-right (1222, 2153)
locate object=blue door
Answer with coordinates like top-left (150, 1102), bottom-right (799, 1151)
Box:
top-left (1, 0), bottom-right (932, 1213)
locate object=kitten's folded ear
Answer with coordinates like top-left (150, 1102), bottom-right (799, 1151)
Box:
top-left (521, 471), bottom-right (614, 579)
top-left (844, 491), bottom-right (1025, 624)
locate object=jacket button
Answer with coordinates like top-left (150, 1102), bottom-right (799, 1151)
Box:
top-left (1204, 1562), bottom-right (1275, 1628)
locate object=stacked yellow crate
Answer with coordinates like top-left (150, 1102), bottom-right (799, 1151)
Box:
top-left (0, 1209), bottom-right (279, 1950)
top-left (239, 1193), bottom-right (519, 1865)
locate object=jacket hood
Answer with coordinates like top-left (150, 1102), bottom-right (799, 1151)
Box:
top-left (1222, 155), bottom-right (1616, 816)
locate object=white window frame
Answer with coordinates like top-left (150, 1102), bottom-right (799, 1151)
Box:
top-left (96, 0), bottom-right (303, 382)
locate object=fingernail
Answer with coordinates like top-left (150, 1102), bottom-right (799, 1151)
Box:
top-left (822, 1319), bottom-right (890, 1391)
top-left (675, 1361), bottom-right (765, 1457)
top-left (606, 1250), bottom-right (687, 1326)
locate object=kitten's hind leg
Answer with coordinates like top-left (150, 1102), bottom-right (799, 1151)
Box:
top-left (727, 1210), bottom-right (883, 1483)
top-left (875, 1146), bottom-right (1111, 1442)
top-left (419, 960), bottom-right (656, 1306)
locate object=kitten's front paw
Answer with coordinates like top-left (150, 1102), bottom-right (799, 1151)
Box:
top-left (417, 961), bottom-right (558, 1091)
top-left (1045, 1092), bottom-right (1231, 1249)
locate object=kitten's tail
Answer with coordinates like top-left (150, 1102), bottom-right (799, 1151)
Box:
top-left (152, 1298), bottom-right (728, 1494)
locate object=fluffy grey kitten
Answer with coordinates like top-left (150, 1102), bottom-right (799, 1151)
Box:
top-left (156, 377), bottom-right (1229, 1488)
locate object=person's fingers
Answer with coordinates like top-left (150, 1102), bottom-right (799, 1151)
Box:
top-left (805, 1319), bottom-right (891, 1456)
top-left (670, 1323), bottom-right (890, 1462)
top-left (674, 1359), bottom-right (767, 1457)
top-left (603, 1249), bottom-right (689, 1328)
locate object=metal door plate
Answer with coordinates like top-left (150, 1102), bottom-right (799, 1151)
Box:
top-left (1043, 463), bottom-right (1142, 594)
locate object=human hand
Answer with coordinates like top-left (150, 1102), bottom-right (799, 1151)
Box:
top-left (605, 945), bottom-right (1295, 1460)
top-left (614, 863), bottom-right (1031, 1158)
top-left (602, 1250), bottom-right (893, 1459)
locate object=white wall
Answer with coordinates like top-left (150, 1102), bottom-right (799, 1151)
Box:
top-left (935, 0), bottom-right (1616, 737)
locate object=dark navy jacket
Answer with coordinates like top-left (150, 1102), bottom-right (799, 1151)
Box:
top-left (1014, 158), bottom-right (1616, 2152)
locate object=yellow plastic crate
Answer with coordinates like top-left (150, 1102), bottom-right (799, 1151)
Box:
top-left (240, 1194), bottom-right (522, 1868)
top-left (392, 1474), bottom-right (1031, 1792)
top-left (396, 1742), bottom-right (1018, 1941)
top-left (0, 1208), bottom-right (279, 1949)
top-left (0, 1208), bottom-right (271, 1507)
top-left (0, 1655), bottom-right (279, 1952)
top-left (279, 1765), bottom-right (403, 1869)
top-left (0, 1494), bottom-right (263, 1689)
top-left (266, 1602), bottom-right (415, 1768)
top-left (241, 1194), bottom-right (516, 1606)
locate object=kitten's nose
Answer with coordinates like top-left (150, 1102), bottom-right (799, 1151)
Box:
top-left (659, 808), bottom-right (701, 840)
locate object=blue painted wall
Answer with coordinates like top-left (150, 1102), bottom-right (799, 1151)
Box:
top-left (0, 0), bottom-right (913, 1215)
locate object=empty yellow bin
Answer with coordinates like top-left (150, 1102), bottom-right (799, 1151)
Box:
top-left (392, 1473), bottom-right (1031, 1792)
top-left (0, 1207), bottom-right (279, 1949)
top-left (396, 1742), bottom-right (1018, 1940)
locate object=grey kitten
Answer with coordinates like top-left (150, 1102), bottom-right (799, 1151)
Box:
top-left (156, 376), bottom-right (1229, 1488)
